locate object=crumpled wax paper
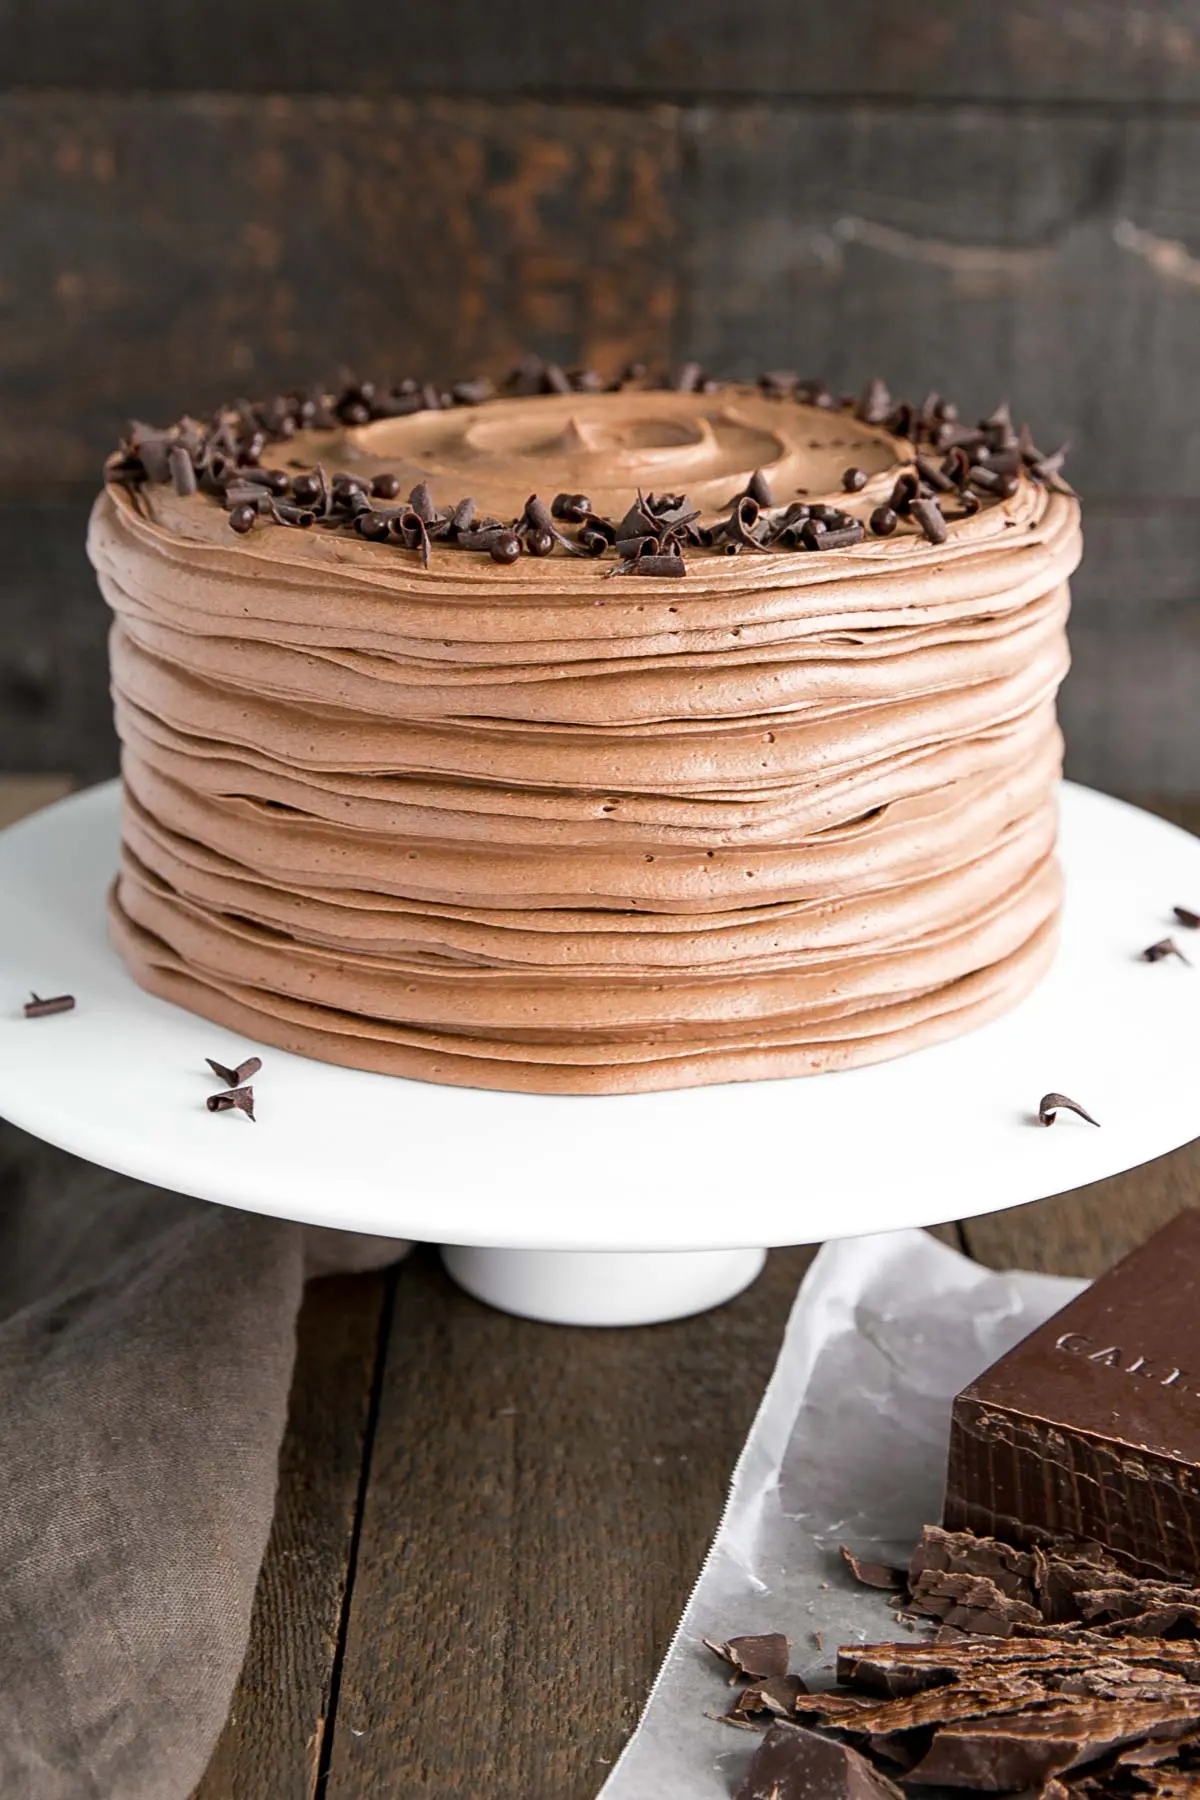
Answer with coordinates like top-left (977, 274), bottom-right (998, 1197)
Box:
top-left (599, 1228), bottom-right (1086, 1800)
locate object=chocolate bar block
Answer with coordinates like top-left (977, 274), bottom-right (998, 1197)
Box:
top-left (945, 1209), bottom-right (1200, 1579)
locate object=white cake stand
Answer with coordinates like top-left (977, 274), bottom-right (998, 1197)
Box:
top-left (1, 781), bottom-right (1198, 1326)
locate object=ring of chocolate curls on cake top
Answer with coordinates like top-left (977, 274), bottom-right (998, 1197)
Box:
top-left (108, 354), bottom-right (1074, 574)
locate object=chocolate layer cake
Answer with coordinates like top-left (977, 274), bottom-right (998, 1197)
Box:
top-left (88, 367), bottom-right (1082, 1093)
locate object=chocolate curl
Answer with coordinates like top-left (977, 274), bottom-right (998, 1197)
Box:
top-left (407, 482), bottom-right (437, 523)
top-left (207, 1085), bottom-right (256, 1121)
top-left (1038, 1092), bottom-right (1100, 1127)
top-left (396, 509), bottom-right (432, 568)
top-left (1143, 937), bottom-right (1190, 965)
top-left (521, 494), bottom-right (585, 556)
top-left (206, 1054), bottom-right (262, 1088)
top-left (909, 497), bottom-right (948, 545)
top-left (941, 446), bottom-right (972, 489)
top-left (23, 993), bottom-right (75, 1019)
top-left (915, 455), bottom-right (955, 493)
top-left (724, 495), bottom-right (770, 551)
top-left (890, 469), bottom-right (921, 515)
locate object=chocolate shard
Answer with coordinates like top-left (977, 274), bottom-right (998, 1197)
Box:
top-left (734, 1724), bottom-right (904, 1800)
top-left (704, 1632), bottom-right (792, 1681)
top-left (803, 1678), bottom-right (1046, 1748)
top-left (841, 1545), bottom-right (907, 1592)
top-left (945, 1211), bottom-right (1200, 1580)
top-left (910, 1524), bottom-right (1040, 1600)
top-left (906, 1569), bottom-right (1044, 1637)
top-left (1173, 907), bottom-right (1200, 930)
top-left (1038, 1091), bottom-right (1100, 1127)
top-left (728, 1674), bottom-right (809, 1720)
top-left (906, 1695), bottom-right (1200, 1792)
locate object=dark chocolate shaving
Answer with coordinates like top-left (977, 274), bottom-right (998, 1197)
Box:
top-left (1174, 907), bottom-right (1200, 930)
top-left (206, 1055), bottom-right (262, 1088)
top-left (23, 992), bottom-right (75, 1019)
top-left (206, 1085), bottom-right (256, 1121)
top-left (1144, 938), bottom-right (1191, 965)
top-left (1039, 1092), bottom-right (1100, 1128)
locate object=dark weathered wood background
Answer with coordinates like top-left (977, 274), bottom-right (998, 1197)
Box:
top-left (2, 2), bottom-right (1198, 791)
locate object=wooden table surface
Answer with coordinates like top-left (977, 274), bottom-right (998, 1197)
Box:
top-left (4, 778), bottom-right (1199, 1800)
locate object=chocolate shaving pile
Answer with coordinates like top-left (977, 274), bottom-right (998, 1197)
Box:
top-left (851, 1524), bottom-right (1200, 1641)
top-left (108, 360), bottom-right (1073, 582)
top-left (716, 1527), bottom-right (1200, 1795)
top-left (722, 1527), bottom-right (1200, 1794)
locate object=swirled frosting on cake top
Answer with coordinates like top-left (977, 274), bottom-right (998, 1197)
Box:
top-left (91, 381), bottom-right (1082, 1092)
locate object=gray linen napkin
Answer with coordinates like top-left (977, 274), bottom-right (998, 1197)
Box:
top-left (0, 1120), bottom-right (407, 1800)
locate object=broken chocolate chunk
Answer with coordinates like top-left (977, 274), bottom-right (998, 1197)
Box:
top-left (841, 1546), bottom-right (907, 1591)
top-left (735, 1724), bottom-right (904, 1800)
top-left (726, 1673), bottom-right (809, 1721)
top-left (906, 1695), bottom-right (1200, 1792)
top-left (905, 1569), bottom-right (1043, 1637)
top-left (705, 1632), bottom-right (792, 1681)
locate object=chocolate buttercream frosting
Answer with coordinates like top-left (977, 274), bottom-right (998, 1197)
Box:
top-left (90, 381), bottom-right (1082, 1093)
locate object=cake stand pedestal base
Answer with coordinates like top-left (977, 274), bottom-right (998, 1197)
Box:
top-left (440, 1244), bottom-right (767, 1326)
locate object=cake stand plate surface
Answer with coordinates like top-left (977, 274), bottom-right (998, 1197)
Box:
top-left (1, 780), bottom-right (1199, 1326)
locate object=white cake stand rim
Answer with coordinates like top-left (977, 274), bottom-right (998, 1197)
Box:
top-left (0, 779), bottom-right (1198, 1256)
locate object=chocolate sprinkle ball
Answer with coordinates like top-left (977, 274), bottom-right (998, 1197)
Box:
top-left (94, 359), bottom-right (1081, 1095)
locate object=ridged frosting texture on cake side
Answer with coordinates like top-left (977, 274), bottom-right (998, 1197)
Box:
top-left (89, 386), bottom-right (1082, 1092)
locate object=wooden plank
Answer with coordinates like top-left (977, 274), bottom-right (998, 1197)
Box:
top-left (321, 1243), bottom-right (814, 1800)
top-left (1063, 621), bottom-right (1200, 798)
top-left (961, 1137), bottom-right (1200, 1277)
top-left (682, 105), bottom-right (1200, 503)
top-left (962, 798), bottom-right (1200, 1276)
top-left (3, 2), bottom-right (1200, 102)
top-left (0, 736), bottom-right (390, 1799)
top-left (0, 490), bottom-right (116, 782)
top-left (192, 1270), bottom-right (392, 1800)
top-left (0, 93), bottom-right (679, 484)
